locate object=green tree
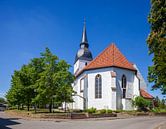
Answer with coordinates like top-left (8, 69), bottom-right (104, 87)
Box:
top-left (0, 97), bottom-right (7, 104)
top-left (6, 47), bottom-right (74, 113)
top-left (154, 96), bottom-right (166, 109)
top-left (36, 48), bottom-right (59, 113)
top-left (6, 71), bottom-right (24, 109)
top-left (154, 96), bottom-right (160, 107)
top-left (6, 60), bottom-right (44, 110)
top-left (55, 60), bottom-right (75, 111)
top-left (147, 0), bottom-right (166, 94)
top-left (35, 48), bottom-right (74, 112)
top-left (18, 64), bottom-right (36, 111)
top-left (29, 57), bottom-right (45, 111)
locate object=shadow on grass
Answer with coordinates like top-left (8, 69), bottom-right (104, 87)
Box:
top-left (0, 116), bottom-right (21, 129)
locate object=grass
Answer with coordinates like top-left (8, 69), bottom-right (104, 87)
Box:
top-left (151, 108), bottom-right (166, 113)
top-left (6, 107), bottom-right (166, 115)
top-left (6, 108), bottom-right (66, 115)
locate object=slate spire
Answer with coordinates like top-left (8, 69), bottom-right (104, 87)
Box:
top-left (80, 19), bottom-right (89, 48)
top-left (75, 19), bottom-right (93, 63)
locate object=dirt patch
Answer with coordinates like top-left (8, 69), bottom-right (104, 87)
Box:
top-left (5, 110), bottom-right (117, 120)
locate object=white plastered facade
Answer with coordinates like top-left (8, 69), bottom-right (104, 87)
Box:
top-left (72, 65), bottom-right (140, 110)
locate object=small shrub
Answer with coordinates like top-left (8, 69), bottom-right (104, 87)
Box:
top-left (85, 107), bottom-right (96, 114)
top-left (107, 109), bottom-right (112, 113)
top-left (114, 110), bottom-right (123, 113)
top-left (98, 109), bottom-right (112, 114)
top-left (72, 109), bottom-right (83, 113)
top-left (151, 108), bottom-right (166, 113)
top-left (151, 108), bottom-right (160, 113)
top-left (132, 96), bottom-right (152, 111)
top-left (98, 109), bottom-right (106, 114)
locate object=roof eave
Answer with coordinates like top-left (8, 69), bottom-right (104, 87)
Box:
top-left (75, 65), bottom-right (136, 77)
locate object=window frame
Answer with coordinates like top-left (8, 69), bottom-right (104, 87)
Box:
top-left (95, 74), bottom-right (102, 99)
top-left (122, 75), bottom-right (127, 98)
top-left (80, 78), bottom-right (84, 92)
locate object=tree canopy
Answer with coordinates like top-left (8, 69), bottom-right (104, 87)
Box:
top-left (147, 0), bottom-right (166, 94)
top-left (6, 48), bottom-right (74, 112)
top-left (0, 97), bottom-right (7, 104)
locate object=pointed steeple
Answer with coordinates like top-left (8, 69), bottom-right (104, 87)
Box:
top-left (80, 18), bottom-right (89, 48)
top-left (74, 19), bottom-right (93, 63)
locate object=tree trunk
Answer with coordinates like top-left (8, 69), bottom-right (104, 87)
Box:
top-left (64, 94), bottom-right (66, 112)
top-left (64, 101), bottom-right (66, 112)
top-left (27, 103), bottom-right (30, 111)
top-left (18, 105), bottom-right (20, 110)
top-left (34, 103), bottom-right (37, 113)
top-left (49, 102), bottom-right (52, 113)
top-left (27, 99), bottom-right (30, 111)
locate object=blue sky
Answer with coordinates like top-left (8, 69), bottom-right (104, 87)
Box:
top-left (0, 0), bottom-right (164, 99)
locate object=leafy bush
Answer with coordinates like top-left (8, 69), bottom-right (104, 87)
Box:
top-left (151, 108), bottom-right (166, 113)
top-left (114, 110), bottom-right (123, 113)
top-left (132, 96), bottom-right (152, 111)
top-left (98, 109), bottom-right (106, 114)
top-left (85, 107), bottom-right (96, 114)
top-left (0, 97), bottom-right (7, 104)
top-left (107, 109), bottom-right (112, 113)
top-left (153, 96), bottom-right (166, 109)
top-left (97, 109), bottom-right (112, 114)
top-left (72, 109), bottom-right (84, 113)
top-left (151, 108), bottom-right (160, 113)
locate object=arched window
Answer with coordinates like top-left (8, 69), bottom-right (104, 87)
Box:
top-left (95, 74), bottom-right (102, 98)
top-left (122, 75), bottom-right (127, 98)
top-left (80, 78), bottom-right (84, 92)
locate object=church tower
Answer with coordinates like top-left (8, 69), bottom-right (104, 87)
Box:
top-left (74, 22), bottom-right (93, 75)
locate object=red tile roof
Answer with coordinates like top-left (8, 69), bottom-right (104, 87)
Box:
top-left (76, 43), bottom-right (136, 76)
top-left (140, 89), bottom-right (154, 99)
top-left (85, 43), bottom-right (135, 70)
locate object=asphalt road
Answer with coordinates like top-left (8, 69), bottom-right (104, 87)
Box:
top-left (0, 111), bottom-right (166, 129)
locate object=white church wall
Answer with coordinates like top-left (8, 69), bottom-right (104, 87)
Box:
top-left (86, 68), bottom-right (113, 109)
top-left (133, 75), bottom-right (140, 97)
top-left (73, 67), bottom-right (140, 110)
top-left (133, 64), bottom-right (147, 91)
top-left (72, 73), bottom-right (87, 110)
top-left (84, 76), bottom-right (88, 109)
top-left (113, 67), bottom-right (136, 110)
top-left (74, 60), bottom-right (90, 75)
top-left (72, 80), bottom-right (79, 109)
top-left (122, 98), bottom-right (133, 110)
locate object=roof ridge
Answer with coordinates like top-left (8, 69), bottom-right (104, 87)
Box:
top-left (113, 44), bottom-right (133, 65)
top-left (76, 43), bottom-right (136, 77)
top-left (84, 43), bottom-right (114, 69)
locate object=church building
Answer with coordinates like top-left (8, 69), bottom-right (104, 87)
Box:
top-left (72, 23), bottom-right (153, 110)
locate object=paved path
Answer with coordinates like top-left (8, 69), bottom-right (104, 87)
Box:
top-left (0, 111), bottom-right (166, 129)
